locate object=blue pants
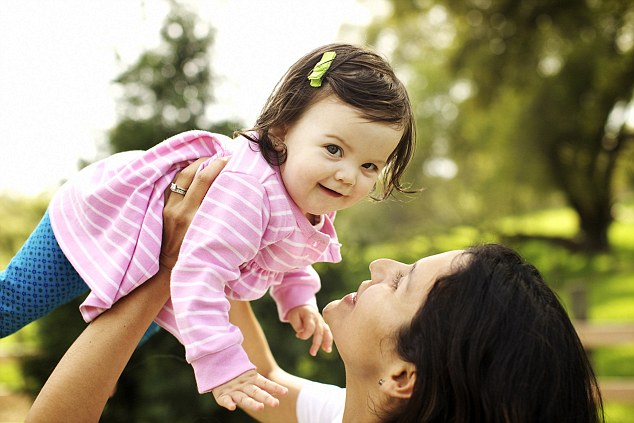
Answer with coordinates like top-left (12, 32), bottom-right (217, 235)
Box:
top-left (0, 210), bottom-right (159, 342)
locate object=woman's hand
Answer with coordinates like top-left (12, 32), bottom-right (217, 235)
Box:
top-left (26, 157), bottom-right (228, 423)
top-left (160, 157), bottom-right (229, 270)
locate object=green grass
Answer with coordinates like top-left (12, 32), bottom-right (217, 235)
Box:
top-left (498, 207), bottom-right (580, 237)
top-left (604, 403), bottom-right (634, 423)
top-left (502, 207), bottom-right (634, 421)
top-left (0, 324), bottom-right (40, 392)
top-left (0, 359), bottom-right (26, 391)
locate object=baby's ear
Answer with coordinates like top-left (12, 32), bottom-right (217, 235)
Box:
top-left (268, 125), bottom-right (288, 150)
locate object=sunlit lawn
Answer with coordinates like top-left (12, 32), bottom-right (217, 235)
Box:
top-left (500, 207), bottom-right (634, 422)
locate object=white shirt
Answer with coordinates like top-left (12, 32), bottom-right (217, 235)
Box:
top-left (296, 379), bottom-right (346, 423)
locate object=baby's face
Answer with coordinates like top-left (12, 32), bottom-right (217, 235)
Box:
top-left (277, 94), bottom-right (402, 219)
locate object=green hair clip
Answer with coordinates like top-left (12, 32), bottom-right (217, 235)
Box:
top-left (307, 51), bottom-right (337, 88)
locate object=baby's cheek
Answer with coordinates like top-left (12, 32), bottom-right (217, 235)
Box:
top-left (360, 180), bottom-right (377, 198)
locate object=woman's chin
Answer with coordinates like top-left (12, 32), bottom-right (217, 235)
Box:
top-left (323, 298), bottom-right (347, 327)
top-left (322, 299), bottom-right (338, 320)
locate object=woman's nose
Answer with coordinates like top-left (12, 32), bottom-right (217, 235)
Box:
top-left (369, 258), bottom-right (399, 281)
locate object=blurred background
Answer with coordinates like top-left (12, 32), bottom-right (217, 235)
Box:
top-left (1, 0), bottom-right (633, 421)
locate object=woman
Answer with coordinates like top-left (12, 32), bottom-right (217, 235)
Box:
top-left (26, 158), bottom-right (603, 423)
top-left (237, 248), bottom-right (604, 423)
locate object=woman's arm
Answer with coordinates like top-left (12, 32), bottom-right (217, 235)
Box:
top-left (26, 157), bottom-right (228, 423)
top-left (26, 266), bottom-right (173, 422)
top-left (229, 300), bottom-right (308, 423)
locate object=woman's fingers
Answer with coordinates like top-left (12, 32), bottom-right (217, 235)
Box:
top-left (165, 157), bottom-right (209, 202)
top-left (181, 157), bottom-right (229, 208)
top-left (160, 157), bottom-right (228, 269)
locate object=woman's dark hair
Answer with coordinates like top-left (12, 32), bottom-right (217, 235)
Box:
top-left (239, 43), bottom-right (416, 200)
top-left (386, 244), bottom-right (603, 423)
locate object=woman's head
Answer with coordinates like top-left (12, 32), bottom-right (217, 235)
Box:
top-left (390, 244), bottom-right (602, 422)
top-left (324, 244), bottom-right (602, 423)
top-left (241, 43), bottom-right (416, 200)
top-left (323, 250), bottom-right (463, 377)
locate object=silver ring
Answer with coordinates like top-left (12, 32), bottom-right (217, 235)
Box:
top-left (170, 182), bottom-right (188, 195)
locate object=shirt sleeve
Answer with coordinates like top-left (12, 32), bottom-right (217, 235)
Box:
top-left (170, 170), bottom-right (270, 393)
top-left (296, 379), bottom-right (346, 423)
top-left (270, 265), bottom-right (321, 322)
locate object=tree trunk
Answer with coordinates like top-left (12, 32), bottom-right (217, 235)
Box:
top-left (577, 210), bottom-right (611, 252)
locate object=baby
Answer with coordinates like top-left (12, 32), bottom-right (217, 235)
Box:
top-left (0, 43), bottom-right (416, 409)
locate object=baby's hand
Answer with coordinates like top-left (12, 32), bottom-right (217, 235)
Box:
top-left (212, 369), bottom-right (288, 412)
top-left (287, 305), bottom-right (333, 356)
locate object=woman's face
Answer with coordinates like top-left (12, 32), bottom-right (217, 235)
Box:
top-left (323, 250), bottom-right (464, 375)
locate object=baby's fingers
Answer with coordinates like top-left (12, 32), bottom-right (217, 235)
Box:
top-left (216, 389), bottom-right (271, 413)
top-left (296, 317), bottom-right (316, 341)
top-left (247, 384), bottom-right (281, 409)
top-left (255, 373), bottom-right (288, 400)
top-left (237, 396), bottom-right (265, 412)
top-left (215, 393), bottom-right (239, 411)
top-left (288, 312), bottom-right (304, 336)
top-left (309, 324), bottom-right (323, 357)
top-left (232, 387), bottom-right (271, 412)
top-left (321, 323), bottom-right (333, 353)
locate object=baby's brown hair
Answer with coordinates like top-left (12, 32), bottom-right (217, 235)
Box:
top-left (241, 43), bottom-right (416, 200)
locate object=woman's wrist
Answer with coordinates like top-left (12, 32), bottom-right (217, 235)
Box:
top-left (159, 252), bottom-right (176, 271)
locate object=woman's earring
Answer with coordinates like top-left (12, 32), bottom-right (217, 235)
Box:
top-left (378, 379), bottom-right (385, 386)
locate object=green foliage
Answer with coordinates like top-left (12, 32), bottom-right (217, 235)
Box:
top-left (604, 403), bottom-right (634, 423)
top-left (368, 0), bottom-right (634, 252)
top-left (20, 299), bottom-right (86, 394)
top-left (0, 195), bottom-right (48, 265)
top-left (108, 0), bottom-right (242, 154)
top-left (0, 359), bottom-right (23, 391)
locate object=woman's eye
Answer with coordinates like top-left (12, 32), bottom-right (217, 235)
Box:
top-left (362, 163), bottom-right (378, 171)
top-left (391, 272), bottom-right (403, 290)
top-left (325, 144), bottom-right (342, 156)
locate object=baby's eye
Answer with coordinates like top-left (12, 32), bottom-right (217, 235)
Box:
top-left (391, 272), bottom-right (403, 290)
top-left (362, 163), bottom-right (378, 171)
top-left (325, 144), bottom-right (342, 157)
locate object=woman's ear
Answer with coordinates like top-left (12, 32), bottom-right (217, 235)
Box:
top-left (380, 361), bottom-right (416, 399)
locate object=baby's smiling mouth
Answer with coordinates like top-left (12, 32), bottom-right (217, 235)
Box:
top-left (319, 184), bottom-right (343, 197)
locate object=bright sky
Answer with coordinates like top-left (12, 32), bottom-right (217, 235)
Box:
top-left (0, 0), bottom-right (378, 197)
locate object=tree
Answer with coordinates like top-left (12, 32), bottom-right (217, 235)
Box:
top-left (108, 0), bottom-right (240, 153)
top-left (368, 0), bottom-right (634, 252)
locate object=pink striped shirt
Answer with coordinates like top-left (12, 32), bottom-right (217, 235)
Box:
top-left (49, 130), bottom-right (341, 392)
